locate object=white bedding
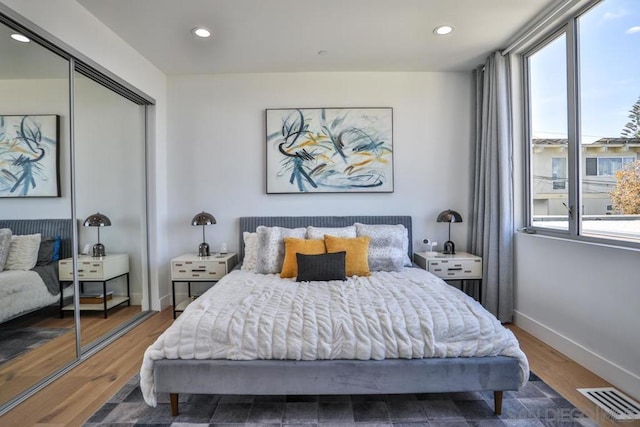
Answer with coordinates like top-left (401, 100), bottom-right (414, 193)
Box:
top-left (0, 270), bottom-right (60, 324)
top-left (141, 268), bottom-right (529, 406)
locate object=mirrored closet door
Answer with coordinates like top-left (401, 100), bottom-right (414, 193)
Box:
top-left (0, 21), bottom-right (78, 408)
top-left (73, 71), bottom-right (149, 350)
top-left (0, 7), bottom-right (153, 414)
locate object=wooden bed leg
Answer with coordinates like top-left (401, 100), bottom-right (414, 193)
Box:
top-left (494, 391), bottom-right (503, 415)
top-left (170, 393), bottom-right (179, 416)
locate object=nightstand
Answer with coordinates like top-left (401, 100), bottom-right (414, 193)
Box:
top-left (58, 253), bottom-right (130, 318)
top-left (413, 251), bottom-right (483, 302)
top-left (171, 252), bottom-right (238, 318)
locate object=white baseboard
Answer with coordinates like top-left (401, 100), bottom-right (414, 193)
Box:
top-left (159, 294), bottom-right (171, 310)
top-left (513, 310), bottom-right (640, 399)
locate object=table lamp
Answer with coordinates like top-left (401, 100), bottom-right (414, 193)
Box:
top-left (83, 212), bottom-right (111, 257)
top-left (192, 211), bottom-right (216, 257)
top-left (436, 209), bottom-right (463, 254)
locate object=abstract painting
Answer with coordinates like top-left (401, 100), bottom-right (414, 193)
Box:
top-left (266, 108), bottom-right (393, 193)
top-left (0, 115), bottom-right (60, 197)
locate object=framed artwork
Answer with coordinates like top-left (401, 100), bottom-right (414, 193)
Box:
top-left (266, 107), bottom-right (393, 193)
top-left (0, 114), bottom-right (60, 198)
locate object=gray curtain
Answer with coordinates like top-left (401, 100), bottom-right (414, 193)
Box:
top-left (470, 52), bottom-right (514, 322)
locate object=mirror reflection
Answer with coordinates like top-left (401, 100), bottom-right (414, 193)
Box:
top-left (0, 23), bottom-right (77, 406)
top-left (73, 72), bottom-right (148, 350)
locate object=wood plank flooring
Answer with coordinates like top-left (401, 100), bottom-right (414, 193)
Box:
top-left (0, 306), bottom-right (142, 407)
top-left (0, 310), bottom-right (635, 426)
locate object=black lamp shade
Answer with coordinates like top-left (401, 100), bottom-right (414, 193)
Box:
top-left (436, 209), bottom-right (463, 223)
top-left (191, 211), bottom-right (216, 226)
top-left (83, 212), bottom-right (112, 227)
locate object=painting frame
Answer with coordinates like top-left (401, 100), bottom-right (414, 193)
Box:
top-left (265, 107), bottom-right (394, 194)
top-left (0, 114), bottom-right (61, 198)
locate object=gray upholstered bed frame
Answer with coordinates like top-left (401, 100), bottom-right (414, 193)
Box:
top-left (154, 216), bottom-right (521, 416)
top-left (0, 218), bottom-right (74, 259)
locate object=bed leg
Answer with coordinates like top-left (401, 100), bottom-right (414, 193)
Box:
top-left (494, 391), bottom-right (503, 415)
top-left (170, 393), bottom-right (179, 416)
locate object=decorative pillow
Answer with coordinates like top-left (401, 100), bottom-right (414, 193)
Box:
top-left (280, 238), bottom-right (326, 278)
top-left (0, 228), bottom-right (12, 272)
top-left (306, 225), bottom-right (357, 239)
top-left (296, 251), bottom-right (347, 282)
top-left (36, 236), bottom-right (62, 266)
top-left (4, 233), bottom-right (42, 271)
top-left (241, 232), bottom-right (258, 272)
top-left (324, 235), bottom-right (371, 277)
top-left (255, 226), bottom-right (307, 274)
top-left (355, 223), bottom-right (409, 271)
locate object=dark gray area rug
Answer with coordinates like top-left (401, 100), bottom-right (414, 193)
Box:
top-left (84, 372), bottom-right (600, 426)
top-left (0, 326), bottom-right (70, 364)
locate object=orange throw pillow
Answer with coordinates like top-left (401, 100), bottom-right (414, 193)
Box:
top-left (324, 235), bottom-right (371, 277)
top-left (280, 238), bottom-right (326, 278)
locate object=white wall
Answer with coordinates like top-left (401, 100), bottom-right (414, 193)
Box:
top-left (167, 72), bottom-right (474, 284)
top-left (0, 0), bottom-right (168, 310)
top-left (514, 235), bottom-right (640, 398)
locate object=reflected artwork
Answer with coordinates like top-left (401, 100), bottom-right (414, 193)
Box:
top-left (0, 115), bottom-right (60, 197)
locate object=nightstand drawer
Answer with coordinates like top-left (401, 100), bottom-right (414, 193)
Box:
top-left (171, 260), bottom-right (227, 280)
top-left (428, 259), bottom-right (482, 279)
top-left (59, 259), bottom-right (105, 279)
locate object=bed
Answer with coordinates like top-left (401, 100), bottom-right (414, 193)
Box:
top-left (141, 216), bottom-right (528, 416)
top-left (0, 219), bottom-right (73, 324)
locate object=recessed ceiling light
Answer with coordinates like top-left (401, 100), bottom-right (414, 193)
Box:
top-left (10, 33), bottom-right (30, 43)
top-left (433, 25), bottom-right (454, 36)
top-left (192, 27), bottom-right (211, 38)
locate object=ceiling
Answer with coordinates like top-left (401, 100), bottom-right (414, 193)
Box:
top-left (75, 0), bottom-right (561, 75)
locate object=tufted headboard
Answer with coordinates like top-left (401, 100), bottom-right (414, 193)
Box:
top-left (238, 216), bottom-right (412, 262)
top-left (0, 218), bottom-right (74, 260)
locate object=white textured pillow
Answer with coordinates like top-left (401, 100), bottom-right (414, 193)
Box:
top-left (306, 225), bottom-right (357, 239)
top-left (0, 228), bottom-right (12, 272)
top-left (241, 231), bottom-right (258, 272)
top-left (5, 233), bottom-right (42, 271)
top-left (355, 223), bottom-right (409, 271)
top-left (255, 226), bottom-right (306, 274)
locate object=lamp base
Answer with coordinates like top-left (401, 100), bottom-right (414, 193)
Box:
top-left (92, 243), bottom-right (106, 257)
top-left (198, 242), bottom-right (210, 258)
top-left (442, 240), bottom-right (456, 255)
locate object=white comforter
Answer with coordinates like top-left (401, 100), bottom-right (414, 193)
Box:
top-left (0, 270), bottom-right (60, 323)
top-left (141, 268), bottom-right (529, 406)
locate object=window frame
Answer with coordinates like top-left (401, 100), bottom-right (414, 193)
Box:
top-left (522, 0), bottom-right (640, 250)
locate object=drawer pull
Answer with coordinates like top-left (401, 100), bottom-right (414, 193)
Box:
top-left (192, 269), bottom-right (206, 272)
top-left (197, 265), bottom-right (207, 269)
top-left (448, 268), bottom-right (463, 271)
top-left (175, 263), bottom-right (183, 267)
top-left (192, 274), bottom-right (200, 277)
top-left (464, 270), bottom-right (472, 273)
top-left (89, 270), bottom-right (98, 273)
top-left (179, 269), bottom-right (186, 273)
top-left (433, 268), bottom-right (442, 272)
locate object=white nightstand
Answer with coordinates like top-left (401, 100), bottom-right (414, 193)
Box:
top-left (171, 253), bottom-right (238, 318)
top-left (58, 253), bottom-right (130, 318)
top-left (413, 251), bottom-right (483, 302)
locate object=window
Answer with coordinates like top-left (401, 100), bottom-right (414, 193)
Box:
top-left (525, 0), bottom-right (640, 244)
top-left (585, 157), bottom-right (636, 176)
top-left (552, 157), bottom-right (567, 190)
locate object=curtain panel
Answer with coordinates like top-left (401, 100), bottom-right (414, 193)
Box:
top-left (471, 52), bottom-right (514, 322)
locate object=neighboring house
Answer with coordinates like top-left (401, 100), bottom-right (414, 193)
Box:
top-left (532, 137), bottom-right (640, 216)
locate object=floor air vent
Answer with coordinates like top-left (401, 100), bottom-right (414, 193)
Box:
top-left (577, 387), bottom-right (640, 421)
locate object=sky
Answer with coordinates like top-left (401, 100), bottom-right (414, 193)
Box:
top-left (530, 0), bottom-right (640, 142)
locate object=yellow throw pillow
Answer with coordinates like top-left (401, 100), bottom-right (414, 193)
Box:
top-left (280, 238), bottom-right (326, 278)
top-left (324, 235), bottom-right (371, 277)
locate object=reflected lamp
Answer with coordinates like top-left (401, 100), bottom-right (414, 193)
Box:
top-left (436, 209), bottom-right (463, 255)
top-left (192, 211), bottom-right (216, 257)
top-left (83, 212), bottom-right (111, 257)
